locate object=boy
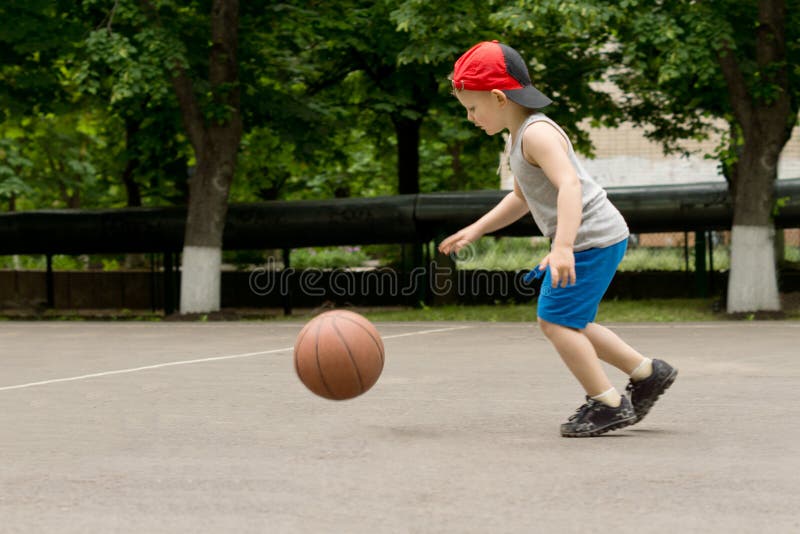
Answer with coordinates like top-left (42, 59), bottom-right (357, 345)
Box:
top-left (438, 41), bottom-right (677, 437)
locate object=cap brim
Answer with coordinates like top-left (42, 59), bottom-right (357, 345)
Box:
top-left (503, 86), bottom-right (552, 109)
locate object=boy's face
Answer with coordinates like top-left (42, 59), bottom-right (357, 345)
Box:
top-left (454, 89), bottom-right (506, 136)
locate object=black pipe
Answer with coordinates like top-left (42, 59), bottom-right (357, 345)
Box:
top-left (1, 180), bottom-right (799, 255)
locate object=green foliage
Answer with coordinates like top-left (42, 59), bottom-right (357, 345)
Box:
top-left (0, 254), bottom-right (125, 270)
top-left (454, 237), bottom-right (548, 271)
top-left (786, 246), bottom-right (800, 263)
top-left (774, 195), bottom-right (792, 217)
top-left (3, 0), bottom-right (797, 264)
top-left (0, 0), bottom-right (88, 115)
top-left (489, 0), bottom-right (623, 154)
top-left (608, 0), bottom-right (799, 155)
top-left (290, 247), bottom-right (371, 269)
top-left (231, 126), bottom-right (299, 202)
top-left (0, 109), bottom-right (129, 210)
top-left (394, 0), bottom-right (623, 156)
top-left (0, 138), bottom-right (33, 207)
top-left (3, 0), bottom-right (631, 211)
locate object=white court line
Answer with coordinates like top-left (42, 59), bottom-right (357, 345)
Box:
top-left (0, 325), bottom-right (472, 393)
top-left (381, 325), bottom-right (472, 339)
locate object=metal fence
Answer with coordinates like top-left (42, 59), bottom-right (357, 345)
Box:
top-left (2, 180), bottom-right (800, 312)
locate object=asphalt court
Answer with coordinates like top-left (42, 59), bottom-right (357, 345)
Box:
top-left (1, 321), bottom-right (799, 533)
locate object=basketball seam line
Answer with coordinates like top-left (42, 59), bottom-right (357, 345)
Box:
top-left (331, 319), bottom-right (365, 394)
top-left (337, 315), bottom-right (385, 366)
top-left (313, 317), bottom-right (336, 399)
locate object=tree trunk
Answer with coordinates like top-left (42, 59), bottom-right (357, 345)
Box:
top-left (448, 142), bottom-right (466, 191)
top-left (393, 115), bottom-right (422, 195)
top-left (392, 115), bottom-right (424, 276)
top-left (180, 136), bottom-right (239, 312)
top-left (162, 0), bottom-right (242, 314)
top-left (719, 0), bottom-right (795, 313)
top-left (121, 116), bottom-right (146, 268)
top-left (121, 115), bottom-right (143, 208)
top-left (727, 142), bottom-right (781, 312)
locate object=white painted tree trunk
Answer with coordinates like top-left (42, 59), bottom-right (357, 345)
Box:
top-left (726, 225), bottom-right (781, 313)
top-left (179, 245), bottom-right (222, 314)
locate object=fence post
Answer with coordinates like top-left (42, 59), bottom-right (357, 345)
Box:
top-left (694, 231), bottom-right (707, 297)
top-left (282, 248), bottom-right (292, 316)
top-left (149, 253), bottom-right (156, 312)
top-left (707, 231), bottom-right (715, 295)
top-left (401, 243), bottom-right (425, 306)
top-left (430, 235), bottom-right (457, 306)
top-left (163, 251), bottom-right (176, 315)
top-left (45, 254), bottom-right (54, 308)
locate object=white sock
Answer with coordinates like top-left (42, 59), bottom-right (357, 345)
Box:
top-left (630, 358), bottom-right (653, 382)
top-left (590, 387), bottom-right (621, 407)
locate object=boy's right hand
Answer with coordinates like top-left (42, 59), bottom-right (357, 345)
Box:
top-left (438, 225), bottom-right (483, 256)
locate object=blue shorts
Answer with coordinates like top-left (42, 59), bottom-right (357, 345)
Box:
top-left (525, 239), bottom-right (627, 329)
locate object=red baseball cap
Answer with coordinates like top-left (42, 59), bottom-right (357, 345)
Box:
top-left (452, 41), bottom-right (552, 109)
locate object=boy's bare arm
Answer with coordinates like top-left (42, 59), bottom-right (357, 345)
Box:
top-left (438, 181), bottom-right (529, 255)
top-left (522, 122), bottom-right (581, 286)
top-left (471, 180), bottom-right (529, 235)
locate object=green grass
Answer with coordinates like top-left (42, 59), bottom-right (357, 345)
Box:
top-left (288, 246), bottom-right (371, 269)
top-left (356, 299), bottom-right (799, 322)
top-left (3, 297), bottom-right (799, 322)
top-left (354, 298), bottom-right (726, 322)
top-left (275, 298), bottom-right (761, 323)
top-left (454, 237), bottom-right (549, 271)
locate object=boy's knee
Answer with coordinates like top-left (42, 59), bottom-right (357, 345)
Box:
top-left (538, 317), bottom-right (559, 339)
top-left (538, 317), bottom-right (581, 338)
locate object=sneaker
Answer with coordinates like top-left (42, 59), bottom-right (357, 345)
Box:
top-left (625, 359), bottom-right (678, 423)
top-left (560, 396), bottom-right (637, 437)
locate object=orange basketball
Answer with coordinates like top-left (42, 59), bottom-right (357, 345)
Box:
top-left (294, 310), bottom-right (385, 400)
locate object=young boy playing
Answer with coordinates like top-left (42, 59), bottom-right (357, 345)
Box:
top-left (438, 41), bottom-right (678, 437)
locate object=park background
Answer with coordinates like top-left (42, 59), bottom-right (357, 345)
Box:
top-left (1, 0), bottom-right (799, 318)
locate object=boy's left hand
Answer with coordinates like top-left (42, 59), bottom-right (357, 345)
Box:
top-left (538, 245), bottom-right (576, 288)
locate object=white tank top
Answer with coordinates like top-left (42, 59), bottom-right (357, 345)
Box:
top-left (509, 113), bottom-right (629, 251)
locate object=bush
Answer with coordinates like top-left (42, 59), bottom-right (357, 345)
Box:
top-left (453, 237), bottom-right (547, 271)
top-left (289, 246), bottom-right (370, 269)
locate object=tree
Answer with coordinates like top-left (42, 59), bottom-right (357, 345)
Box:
top-left (609, 0), bottom-right (799, 313)
top-left (404, 2), bottom-right (625, 137)
top-left (76, 20), bottom-right (191, 208)
top-left (2, 1), bottom-right (191, 212)
top-left (141, 0), bottom-right (242, 313)
top-left (0, 1), bottom-right (106, 212)
top-left (0, 138), bottom-right (33, 211)
top-left (277, 1), bottom-right (465, 196)
top-left (51, 0), bottom-right (243, 311)
top-left (0, 0), bottom-right (85, 117)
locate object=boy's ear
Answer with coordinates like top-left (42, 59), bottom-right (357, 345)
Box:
top-left (490, 89), bottom-right (508, 106)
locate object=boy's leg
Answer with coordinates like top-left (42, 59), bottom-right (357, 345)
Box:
top-left (534, 241), bottom-right (638, 436)
top-left (539, 318), bottom-right (637, 437)
top-left (581, 322), bottom-right (648, 375)
top-left (538, 318), bottom-right (613, 397)
top-left (582, 322), bottom-right (677, 422)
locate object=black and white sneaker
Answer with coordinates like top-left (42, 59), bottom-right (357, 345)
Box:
top-left (560, 396), bottom-right (637, 438)
top-left (625, 359), bottom-right (678, 423)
